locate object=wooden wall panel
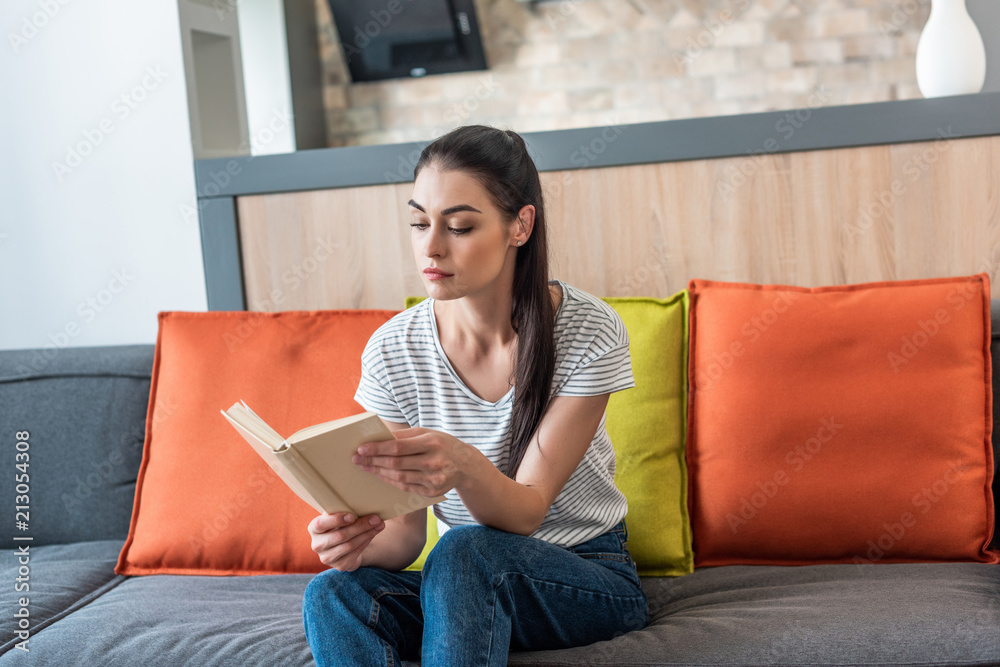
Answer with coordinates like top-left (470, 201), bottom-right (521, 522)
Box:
top-left (236, 135), bottom-right (1000, 311)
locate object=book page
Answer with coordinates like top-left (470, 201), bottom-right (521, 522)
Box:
top-left (221, 403), bottom-right (285, 451)
top-left (288, 411), bottom-right (374, 444)
top-left (221, 411), bottom-right (351, 514)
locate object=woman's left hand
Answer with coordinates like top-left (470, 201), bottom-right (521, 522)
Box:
top-left (352, 427), bottom-right (479, 497)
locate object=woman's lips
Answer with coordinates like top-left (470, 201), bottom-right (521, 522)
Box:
top-left (423, 268), bottom-right (453, 280)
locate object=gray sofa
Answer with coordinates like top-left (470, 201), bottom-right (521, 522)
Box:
top-left (2, 308), bottom-right (999, 666)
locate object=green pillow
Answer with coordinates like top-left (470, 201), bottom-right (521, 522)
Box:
top-left (403, 506), bottom-right (440, 571)
top-left (604, 292), bottom-right (692, 576)
top-left (402, 295), bottom-right (437, 571)
top-left (401, 292), bottom-right (692, 576)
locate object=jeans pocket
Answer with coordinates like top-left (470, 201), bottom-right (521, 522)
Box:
top-left (599, 521), bottom-right (631, 556)
top-left (616, 521), bottom-right (629, 550)
top-left (569, 522), bottom-right (634, 567)
top-left (609, 522), bottom-right (642, 580)
top-left (573, 550), bottom-right (632, 565)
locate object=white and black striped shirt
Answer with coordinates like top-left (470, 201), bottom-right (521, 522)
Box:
top-left (354, 280), bottom-right (634, 547)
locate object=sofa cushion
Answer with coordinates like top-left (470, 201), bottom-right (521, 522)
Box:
top-left (990, 298), bottom-right (1000, 551)
top-left (405, 292), bottom-right (694, 576)
top-left (503, 563), bottom-right (1000, 666)
top-left (0, 345), bottom-right (152, 548)
top-left (0, 540), bottom-right (125, 657)
top-left (6, 563), bottom-right (997, 666)
top-left (115, 310), bottom-right (398, 576)
top-left (1, 569), bottom-right (316, 666)
top-left (687, 274), bottom-right (999, 566)
top-left (603, 293), bottom-right (692, 576)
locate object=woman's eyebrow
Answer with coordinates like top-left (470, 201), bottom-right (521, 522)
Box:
top-left (408, 199), bottom-right (482, 216)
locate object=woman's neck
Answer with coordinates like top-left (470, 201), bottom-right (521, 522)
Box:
top-left (434, 284), bottom-right (516, 357)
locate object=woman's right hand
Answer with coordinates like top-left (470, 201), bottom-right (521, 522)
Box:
top-left (308, 512), bottom-right (385, 571)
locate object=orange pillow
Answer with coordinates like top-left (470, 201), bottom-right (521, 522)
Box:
top-left (687, 274), bottom-right (999, 567)
top-left (116, 310), bottom-right (398, 576)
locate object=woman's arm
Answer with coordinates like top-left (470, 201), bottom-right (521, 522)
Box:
top-left (458, 392), bottom-right (610, 534)
top-left (354, 393), bottom-right (610, 536)
top-left (308, 420), bottom-right (429, 571)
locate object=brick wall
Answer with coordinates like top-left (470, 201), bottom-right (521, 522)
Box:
top-left (316, 0), bottom-right (932, 147)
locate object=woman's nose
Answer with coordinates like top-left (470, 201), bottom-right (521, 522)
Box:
top-left (423, 229), bottom-right (444, 257)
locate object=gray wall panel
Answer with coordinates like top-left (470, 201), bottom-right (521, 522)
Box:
top-left (194, 92), bottom-right (1000, 198)
top-left (198, 197), bottom-right (246, 311)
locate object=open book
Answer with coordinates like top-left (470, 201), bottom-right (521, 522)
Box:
top-left (220, 401), bottom-right (444, 520)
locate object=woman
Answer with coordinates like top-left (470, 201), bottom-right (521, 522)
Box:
top-left (302, 125), bottom-right (648, 666)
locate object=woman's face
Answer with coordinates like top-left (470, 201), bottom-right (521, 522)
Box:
top-left (408, 164), bottom-right (525, 301)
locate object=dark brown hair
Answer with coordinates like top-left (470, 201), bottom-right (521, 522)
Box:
top-left (413, 125), bottom-right (554, 477)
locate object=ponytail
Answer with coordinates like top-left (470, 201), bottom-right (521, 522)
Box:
top-left (414, 126), bottom-right (554, 476)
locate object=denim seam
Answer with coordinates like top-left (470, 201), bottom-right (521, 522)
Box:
top-left (500, 571), bottom-right (647, 604)
top-left (573, 552), bottom-right (632, 564)
top-left (370, 588), bottom-right (419, 667)
top-left (486, 573), bottom-right (504, 666)
top-left (365, 597), bottom-right (398, 667)
top-left (372, 586), bottom-right (419, 600)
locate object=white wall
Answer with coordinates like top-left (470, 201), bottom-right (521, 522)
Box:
top-left (237, 0), bottom-right (296, 155)
top-left (0, 0), bottom-right (206, 351)
top-left (969, 0), bottom-right (1000, 93)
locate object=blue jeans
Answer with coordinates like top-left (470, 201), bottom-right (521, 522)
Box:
top-left (302, 521), bottom-right (648, 666)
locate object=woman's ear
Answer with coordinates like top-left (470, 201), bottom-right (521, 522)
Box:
top-left (513, 204), bottom-right (535, 246)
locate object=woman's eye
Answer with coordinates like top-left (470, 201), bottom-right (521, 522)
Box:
top-left (408, 222), bottom-right (469, 235)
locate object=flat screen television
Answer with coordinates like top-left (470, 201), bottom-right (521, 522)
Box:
top-left (328, 0), bottom-right (488, 82)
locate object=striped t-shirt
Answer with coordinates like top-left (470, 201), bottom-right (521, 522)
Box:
top-left (353, 280), bottom-right (634, 548)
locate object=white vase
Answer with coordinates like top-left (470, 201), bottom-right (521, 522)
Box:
top-left (915, 0), bottom-right (987, 97)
